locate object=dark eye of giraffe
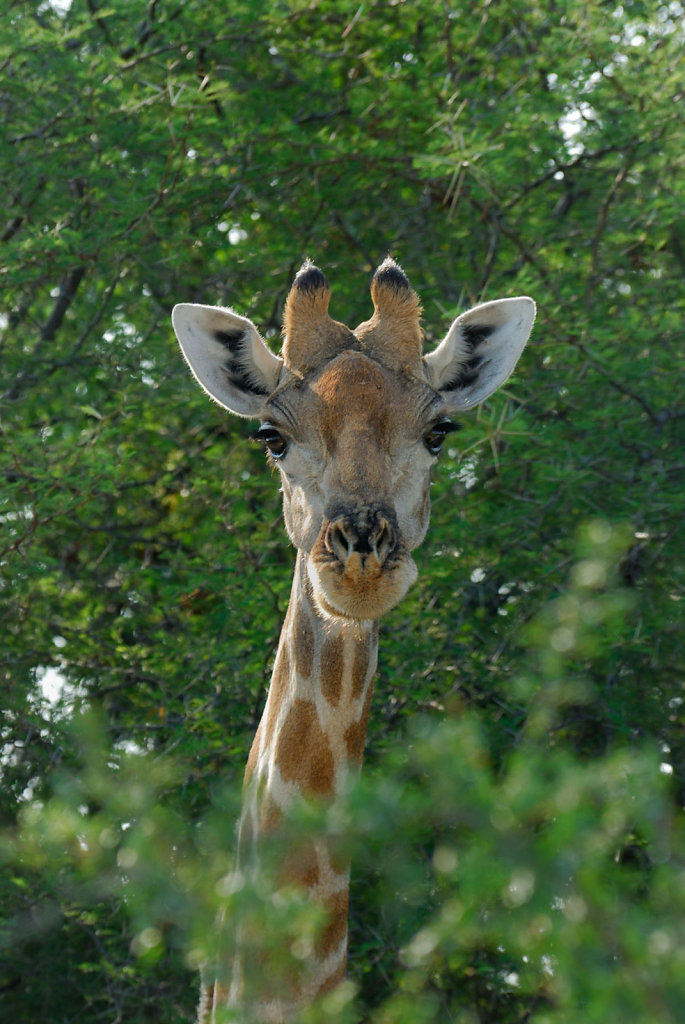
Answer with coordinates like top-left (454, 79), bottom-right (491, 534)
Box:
top-left (253, 423), bottom-right (288, 459)
top-left (424, 418), bottom-right (461, 456)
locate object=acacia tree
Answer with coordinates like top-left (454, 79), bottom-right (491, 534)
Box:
top-left (1, 2), bottom-right (683, 1022)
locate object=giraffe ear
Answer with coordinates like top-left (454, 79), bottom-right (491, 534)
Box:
top-left (423, 297), bottom-right (535, 411)
top-left (172, 303), bottom-right (283, 417)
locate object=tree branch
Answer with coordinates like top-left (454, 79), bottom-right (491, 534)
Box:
top-left (40, 266), bottom-right (87, 342)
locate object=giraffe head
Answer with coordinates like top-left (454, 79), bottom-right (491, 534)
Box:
top-left (172, 260), bottom-right (535, 621)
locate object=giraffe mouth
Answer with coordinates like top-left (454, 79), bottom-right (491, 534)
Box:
top-left (308, 549), bottom-right (418, 621)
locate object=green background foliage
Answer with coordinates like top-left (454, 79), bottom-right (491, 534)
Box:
top-left (1, 1), bottom-right (683, 1021)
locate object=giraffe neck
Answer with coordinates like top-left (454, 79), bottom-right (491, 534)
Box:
top-left (212, 552), bottom-right (379, 1022)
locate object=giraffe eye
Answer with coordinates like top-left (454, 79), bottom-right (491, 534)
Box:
top-left (424, 419), bottom-right (460, 456)
top-left (253, 424), bottom-right (288, 459)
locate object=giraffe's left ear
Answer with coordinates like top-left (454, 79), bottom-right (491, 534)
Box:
top-left (423, 297), bottom-right (535, 411)
top-left (172, 303), bottom-right (283, 417)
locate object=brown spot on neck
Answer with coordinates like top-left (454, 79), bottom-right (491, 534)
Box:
top-left (344, 718), bottom-right (367, 764)
top-left (258, 791), bottom-right (282, 835)
top-left (275, 698), bottom-right (335, 797)
top-left (316, 889), bottom-right (349, 960)
top-left (344, 678), bottom-right (375, 764)
top-left (320, 632), bottom-right (345, 706)
top-left (282, 841), bottom-right (320, 890)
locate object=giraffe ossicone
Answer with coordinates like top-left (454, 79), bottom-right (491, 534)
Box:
top-left (172, 260), bottom-right (535, 1022)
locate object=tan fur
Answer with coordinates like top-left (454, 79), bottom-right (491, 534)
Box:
top-left (282, 265), bottom-right (356, 373)
top-left (292, 603), bottom-right (314, 679)
top-left (351, 629), bottom-right (374, 699)
top-left (246, 643), bottom-right (289, 785)
top-left (355, 259), bottom-right (423, 371)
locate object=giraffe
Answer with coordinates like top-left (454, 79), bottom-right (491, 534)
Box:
top-left (172, 259), bottom-right (535, 1023)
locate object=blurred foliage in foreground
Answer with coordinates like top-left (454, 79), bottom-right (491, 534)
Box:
top-left (1, 0), bottom-right (683, 1021)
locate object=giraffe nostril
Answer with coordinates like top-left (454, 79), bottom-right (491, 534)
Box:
top-left (326, 511), bottom-right (396, 567)
top-left (371, 517), bottom-right (394, 564)
top-left (327, 519), bottom-right (354, 563)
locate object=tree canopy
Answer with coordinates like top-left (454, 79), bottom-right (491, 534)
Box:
top-left (1, 2), bottom-right (683, 1022)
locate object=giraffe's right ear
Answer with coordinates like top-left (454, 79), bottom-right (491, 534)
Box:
top-left (172, 303), bottom-right (283, 417)
top-left (423, 297), bottom-right (535, 411)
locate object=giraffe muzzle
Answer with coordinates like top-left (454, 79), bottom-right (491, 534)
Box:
top-left (310, 503), bottom-right (415, 619)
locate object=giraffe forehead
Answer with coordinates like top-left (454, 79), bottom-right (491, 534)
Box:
top-left (308, 351), bottom-right (431, 439)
